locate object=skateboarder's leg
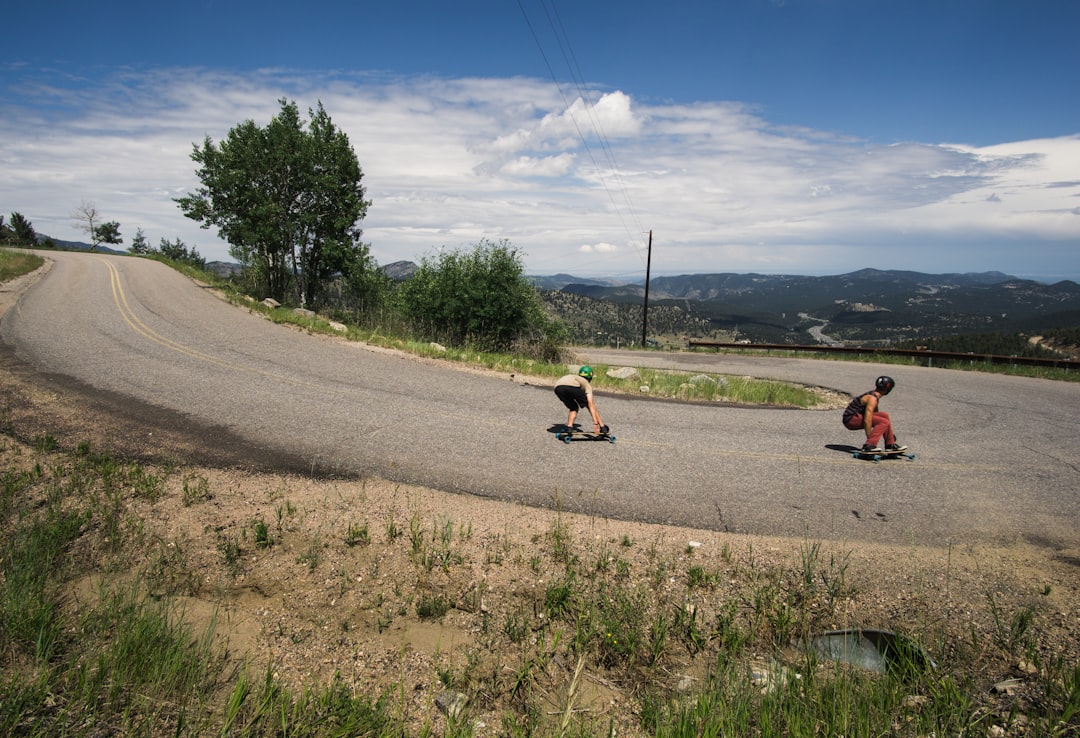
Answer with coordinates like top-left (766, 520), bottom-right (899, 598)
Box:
top-left (867, 411), bottom-right (892, 448)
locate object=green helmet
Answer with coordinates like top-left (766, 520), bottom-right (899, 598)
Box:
top-left (578, 365), bottom-right (594, 381)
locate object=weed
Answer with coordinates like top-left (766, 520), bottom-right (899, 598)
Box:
top-left (417, 594), bottom-right (451, 620)
top-left (672, 602), bottom-right (707, 657)
top-left (33, 434), bottom-right (57, 453)
top-left (687, 564), bottom-right (719, 590)
top-left (297, 537), bottom-right (323, 572)
top-left (252, 517), bottom-right (274, 548)
top-left (345, 520), bottom-right (370, 546)
top-left (504, 612), bottom-right (530, 644)
top-left (275, 500), bottom-right (296, 533)
top-left (126, 463), bottom-right (167, 500)
top-left (146, 538), bottom-right (197, 596)
top-left (384, 512), bottom-right (401, 542)
top-left (0, 508), bottom-right (84, 660)
top-left (408, 511), bottom-right (424, 555)
top-left (988, 593), bottom-right (1035, 654)
top-left (216, 533), bottom-right (242, 576)
top-left (181, 473), bottom-right (212, 506)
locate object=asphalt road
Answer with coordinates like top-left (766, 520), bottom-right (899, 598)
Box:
top-left (4, 251), bottom-right (1079, 549)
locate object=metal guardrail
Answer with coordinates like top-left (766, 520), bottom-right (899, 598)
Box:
top-left (686, 341), bottom-right (1080, 371)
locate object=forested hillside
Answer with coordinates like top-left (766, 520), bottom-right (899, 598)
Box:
top-left (543, 269), bottom-right (1080, 348)
top-left (541, 291), bottom-right (711, 347)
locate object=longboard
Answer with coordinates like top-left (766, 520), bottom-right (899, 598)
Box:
top-left (555, 426), bottom-right (616, 444)
top-left (852, 447), bottom-right (914, 462)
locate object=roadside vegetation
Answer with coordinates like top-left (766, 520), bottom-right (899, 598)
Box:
top-left (0, 248), bottom-right (43, 282)
top-left (1, 433), bottom-right (1077, 737)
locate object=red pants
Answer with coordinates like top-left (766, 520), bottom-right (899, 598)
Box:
top-left (844, 411), bottom-right (895, 447)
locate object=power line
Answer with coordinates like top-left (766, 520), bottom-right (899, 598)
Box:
top-left (516, 0), bottom-right (650, 267)
top-left (544, 1), bottom-right (646, 241)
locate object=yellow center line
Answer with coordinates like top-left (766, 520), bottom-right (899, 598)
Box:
top-left (103, 258), bottom-right (315, 389)
top-left (101, 259), bottom-right (478, 428)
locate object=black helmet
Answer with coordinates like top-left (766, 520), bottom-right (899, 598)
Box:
top-left (875, 376), bottom-right (896, 393)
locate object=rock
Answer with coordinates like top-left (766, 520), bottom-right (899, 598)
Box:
top-left (430, 342), bottom-right (447, 353)
top-left (261, 298), bottom-right (280, 308)
top-left (436, 690), bottom-right (468, 719)
top-left (992, 678), bottom-right (1022, 695)
top-left (293, 308), bottom-right (315, 319)
top-left (607, 367), bottom-right (639, 380)
top-left (674, 674), bottom-right (695, 693)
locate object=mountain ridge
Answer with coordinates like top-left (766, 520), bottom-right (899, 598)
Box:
top-left (539, 268), bottom-right (1080, 346)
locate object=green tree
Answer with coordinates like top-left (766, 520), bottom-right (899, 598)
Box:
top-left (129, 227), bottom-right (151, 254)
top-left (157, 236), bottom-right (206, 269)
top-left (8, 212), bottom-right (36, 246)
top-left (398, 239), bottom-right (550, 351)
top-left (72, 201), bottom-right (122, 251)
top-left (337, 242), bottom-right (391, 318)
top-left (176, 98), bottom-right (370, 308)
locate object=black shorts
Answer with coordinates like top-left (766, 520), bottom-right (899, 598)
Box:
top-left (554, 384), bottom-right (588, 410)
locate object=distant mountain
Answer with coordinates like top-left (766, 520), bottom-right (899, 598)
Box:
top-left (205, 261), bottom-right (242, 278)
top-left (202, 258), bottom-right (420, 280)
top-left (381, 260), bottom-right (417, 280)
top-left (541, 269), bottom-right (1080, 346)
top-left (528, 273), bottom-right (627, 290)
top-left (36, 236), bottom-right (125, 256)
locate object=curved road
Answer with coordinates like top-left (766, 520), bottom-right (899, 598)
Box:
top-left (3, 251), bottom-right (1079, 550)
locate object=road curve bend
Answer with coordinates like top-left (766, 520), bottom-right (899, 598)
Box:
top-left (3, 251), bottom-right (1079, 550)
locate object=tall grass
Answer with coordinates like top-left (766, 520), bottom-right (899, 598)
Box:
top-left (0, 248), bottom-right (44, 281)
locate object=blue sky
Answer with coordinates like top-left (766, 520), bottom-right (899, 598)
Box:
top-left (3, 0), bottom-right (1078, 282)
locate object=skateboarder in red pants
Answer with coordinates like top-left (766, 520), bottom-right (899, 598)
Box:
top-left (842, 376), bottom-right (907, 453)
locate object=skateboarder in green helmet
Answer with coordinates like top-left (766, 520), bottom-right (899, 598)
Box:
top-left (554, 365), bottom-right (607, 434)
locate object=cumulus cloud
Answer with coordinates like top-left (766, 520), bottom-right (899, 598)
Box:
top-left (1, 66), bottom-right (1077, 279)
top-left (579, 242), bottom-right (619, 254)
top-left (500, 153), bottom-right (576, 177)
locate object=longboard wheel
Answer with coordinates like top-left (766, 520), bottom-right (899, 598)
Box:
top-left (608, 435), bottom-right (616, 443)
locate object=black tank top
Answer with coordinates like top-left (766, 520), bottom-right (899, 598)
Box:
top-left (842, 390), bottom-right (876, 422)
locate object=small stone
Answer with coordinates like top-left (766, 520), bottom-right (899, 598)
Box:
top-left (436, 690), bottom-right (468, 719)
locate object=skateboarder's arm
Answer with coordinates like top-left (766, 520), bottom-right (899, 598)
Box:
top-left (861, 394), bottom-right (879, 435)
top-left (586, 396), bottom-right (603, 430)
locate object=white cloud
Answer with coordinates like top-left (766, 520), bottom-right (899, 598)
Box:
top-left (579, 242), bottom-right (619, 254)
top-left (1, 67), bottom-right (1078, 280)
top-left (500, 153), bottom-right (576, 177)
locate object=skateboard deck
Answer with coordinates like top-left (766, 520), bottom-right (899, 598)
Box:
top-left (555, 427), bottom-right (616, 443)
top-left (852, 447), bottom-right (914, 462)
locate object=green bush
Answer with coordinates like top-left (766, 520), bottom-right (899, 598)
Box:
top-left (397, 239), bottom-right (552, 352)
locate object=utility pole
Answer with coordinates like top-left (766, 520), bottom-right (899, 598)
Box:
top-left (641, 230), bottom-right (652, 348)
